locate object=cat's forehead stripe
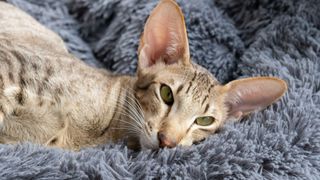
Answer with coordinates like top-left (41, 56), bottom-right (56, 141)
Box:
top-left (176, 84), bottom-right (183, 94)
top-left (208, 84), bottom-right (214, 93)
top-left (191, 72), bottom-right (197, 81)
top-left (201, 95), bottom-right (209, 106)
top-left (185, 72), bottom-right (197, 93)
top-left (185, 81), bottom-right (192, 94)
top-left (204, 104), bottom-right (209, 114)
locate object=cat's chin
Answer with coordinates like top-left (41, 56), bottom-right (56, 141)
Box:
top-left (139, 141), bottom-right (159, 150)
top-left (139, 135), bottom-right (159, 150)
top-left (140, 144), bottom-right (159, 151)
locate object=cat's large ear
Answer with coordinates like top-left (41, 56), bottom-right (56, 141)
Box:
top-left (221, 77), bottom-right (287, 120)
top-left (138, 0), bottom-right (190, 71)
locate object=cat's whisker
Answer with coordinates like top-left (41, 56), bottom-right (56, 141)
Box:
top-left (114, 118), bottom-right (141, 129)
top-left (107, 97), bottom-right (143, 122)
top-left (110, 128), bottom-right (140, 136)
top-left (107, 92), bottom-right (143, 117)
top-left (110, 125), bottom-right (140, 132)
top-left (110, 119), bottom-right (144, 135)
top-left (110, 125), bottom-right (142, 135)
top-left (106, 97), bottom-right (146, 136)
top-left (105, 94), bottom-right (151, 141)
top-left (105, 87), bottom-right (144, 125)
top-left (123, 95), bottom-right (144, 124)
top-left (120, 87), bottom-right (144, 118)
top-left (112, 121), bottom-right (141, 131)
top-left (112, 105), bottom-right (144, 130)
top-left (107, 92), bottom-right (145, 129)
top-left (103, 109), bottom-right (143, 133)
top-left (114, 112), bottom-right (143, 130)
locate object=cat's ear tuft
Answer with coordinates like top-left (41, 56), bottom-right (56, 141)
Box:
top-left (222, 77), bottom-right (287, 121)
top-left (138, 0), bottom-right (190, 70)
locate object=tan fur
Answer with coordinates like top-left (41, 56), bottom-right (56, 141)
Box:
top-left (0, 0), bottom-right (287, 150)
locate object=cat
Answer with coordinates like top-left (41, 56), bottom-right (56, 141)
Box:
top-left (0, 0), bottom-right (287, 151)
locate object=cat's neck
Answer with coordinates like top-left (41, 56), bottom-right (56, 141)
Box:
top-left (100, 75), bottom-right (141, 149)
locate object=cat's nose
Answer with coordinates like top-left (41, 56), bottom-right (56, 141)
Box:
top-left (157, 132), bottom-right (177, 148)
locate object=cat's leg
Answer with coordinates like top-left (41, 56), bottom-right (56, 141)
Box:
top-left (45, 120), bottom-right (73, 149)
top-left (45, 120), bottom-right (85, 150)
top-left (45, 129), bottom-right (72, 150)
top-left (46, 130), bottom-right (89, 151)
top-left (45, 117), bottom-right (109, 150)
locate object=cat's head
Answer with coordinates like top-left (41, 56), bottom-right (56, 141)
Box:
top-left (133, 0), bottom-right (287, 149)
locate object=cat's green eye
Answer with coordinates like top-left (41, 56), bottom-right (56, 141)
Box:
top-left (195, 116), bottom-right (215, 126)
top-left (160, 85), bottom-right (174, 105)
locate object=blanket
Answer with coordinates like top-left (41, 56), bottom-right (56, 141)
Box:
top-left (1, 0), bottom-right (320, 179)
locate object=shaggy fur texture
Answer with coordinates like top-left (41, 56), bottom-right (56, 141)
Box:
top-left (1, 0), bottom-right (319, 179)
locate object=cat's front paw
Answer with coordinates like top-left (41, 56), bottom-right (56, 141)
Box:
top-left (46, 135), bottom-right (59, 146)
top-left (45, 131), bottom-right (80, 151)
top-left (45, 132), bottom-right (69, 149)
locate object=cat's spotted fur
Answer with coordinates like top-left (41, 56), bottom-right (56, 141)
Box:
top-left (0, 0), bottom-right (287, 150)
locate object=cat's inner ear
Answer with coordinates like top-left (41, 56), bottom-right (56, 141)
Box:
top-left (138, 0), bottom-right (190, 69)
top-left (221, 77), bottom-right (287, 120)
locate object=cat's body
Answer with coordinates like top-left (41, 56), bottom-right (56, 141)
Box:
top-left (0, 0), bottom-right (287, 150)
top-left (0, 2), bottom-right (135, 149)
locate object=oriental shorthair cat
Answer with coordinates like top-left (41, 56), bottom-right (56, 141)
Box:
top-left (0, 0), bottom-right (287, 150)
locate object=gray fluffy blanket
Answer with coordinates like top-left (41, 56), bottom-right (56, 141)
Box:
top-left (1, 0), bottom-right (320, 179)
